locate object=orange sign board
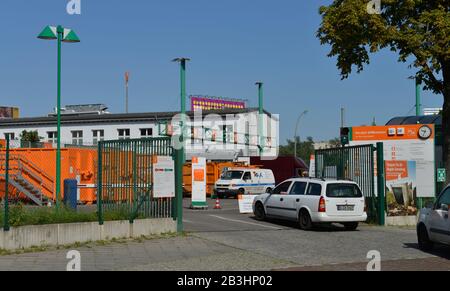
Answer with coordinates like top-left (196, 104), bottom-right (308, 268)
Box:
top-left (385, 161), bottom-right (409, 181)
top-left (351, 125), bottom-right (434, 141)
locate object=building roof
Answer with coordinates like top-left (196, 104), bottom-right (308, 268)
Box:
top-left (0, 108), bottom-right (272, 128)
top-left (386, 115), bottom-right (442, 126)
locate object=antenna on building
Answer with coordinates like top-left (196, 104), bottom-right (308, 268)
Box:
top-left (125, 72), bottom-right (130, 114)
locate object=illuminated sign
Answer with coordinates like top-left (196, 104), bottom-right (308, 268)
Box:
top-left (190, 96), bottom-right (246, 111)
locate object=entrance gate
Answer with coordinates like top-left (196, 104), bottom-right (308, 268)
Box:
top-left (315, 144), bottom-right (385, 224)
top-left (97, 138), bottom-right (175, 224)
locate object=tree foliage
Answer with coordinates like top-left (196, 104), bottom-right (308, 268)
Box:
top-left (317, 0), bottom-right (449, 94)
top-left (20, 130), bottom-right (41, 143)
top-left (317, 0), bottom-right (450, 180)
top-left (279, 137), bottom-right (315, 163)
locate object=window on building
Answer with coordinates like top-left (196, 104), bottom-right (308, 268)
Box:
top-left (93, 130), bottom-right (104, 145)
top-left (118, 129), bottom-right (130, 140)
top-left (140, 128), bottom-right (153, 138)
top-left (71, 131), bottom-right (83, 145)
top-left (223, 125), bottom-right (234, 143)
top-left (47, 132), bottom-right (57, 144)
top-left (4, 133), bottom-right (15, 141)
top-left (191, 126), bottom-right (204, 145)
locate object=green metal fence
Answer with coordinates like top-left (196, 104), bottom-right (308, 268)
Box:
top-left (97, 138), bottom-right (175, 224)
top-left (315, 144), bottom-right (385, 224)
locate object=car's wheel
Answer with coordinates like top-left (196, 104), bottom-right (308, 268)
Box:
top-left (254, 202), bottom-right (266, 221)
top-left (266, 188), bottom-right (272, 194)
top-left (343, 222), bottom-right (359, 231)
top-left (299, 210), bottom-right (313, 231)
top-left (418, 224), bottom-right (434, 251)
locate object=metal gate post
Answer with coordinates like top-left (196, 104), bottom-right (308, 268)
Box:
top-left (4, 136), bottom-right (10, 231)
top-left (376, 142), bottom-right (385, 226)
top-left (97, 142), bottom-right (104, 225)
top-left (174, 146), bottom-right (184, 233)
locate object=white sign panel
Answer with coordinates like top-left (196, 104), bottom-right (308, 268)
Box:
top-left (153, 156), bottom-right (175, 198)
top-left (191, 157), bottom-right (207, 207)
top-left (238, 195), bottom-right (258, 214)
top-left (350, 125), bottom-right (436, 198)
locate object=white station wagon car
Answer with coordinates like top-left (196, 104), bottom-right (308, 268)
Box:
top-left (417, 186), bottom-right (450, 251)
top-left (252, 178), bottom-right (368, 230)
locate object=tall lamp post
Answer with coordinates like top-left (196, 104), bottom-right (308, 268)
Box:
top-left (38, 25), bottom-right (80, 208)
top-left (255, 82), bottom-right (264, 155)
top-left (294, 110), bottom-right (308, 159)
top-left (172, 57), bottom-right (190, 233)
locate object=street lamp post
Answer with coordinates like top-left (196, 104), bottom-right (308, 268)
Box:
top-left (172, 57), bottom-right (190, 233)
top-left (38, 25), bottom-right (80, 208)
top-left (294, 111), bottom-right (308, 159)
top-left (256, 82), bottom-right (264, 155)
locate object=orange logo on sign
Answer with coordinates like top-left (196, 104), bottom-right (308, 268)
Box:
top-left (194, 169), bottom-right (205, 182)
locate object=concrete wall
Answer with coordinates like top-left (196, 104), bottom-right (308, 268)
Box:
top-left (385, 215), bottom-right (418, 227)
top-left (0, 218), bottom-right (176, 251)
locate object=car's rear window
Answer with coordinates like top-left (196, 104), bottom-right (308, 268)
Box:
top-left (326, 183), bottom-right (363, 198)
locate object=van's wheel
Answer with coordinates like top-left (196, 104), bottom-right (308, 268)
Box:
top-left (299, 210), bottom-right (313, 231)
top-left (254, 202), bottom-right (266, 221)
top-left (343, 222), bottom-right (359, 231)
top-left (418, 224), bottom-right (434, 251)
top-left (266, 188), bottom-right (272, 193)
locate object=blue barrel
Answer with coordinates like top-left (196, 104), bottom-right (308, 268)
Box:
top-left (64, 179), bottom-right (78, 210)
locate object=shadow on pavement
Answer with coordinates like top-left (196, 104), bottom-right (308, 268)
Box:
top-left (404, 243), bottom-right (450, 260)
top-left (249, 216), bottom-right (361, 233)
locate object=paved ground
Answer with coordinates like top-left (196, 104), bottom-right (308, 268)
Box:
top-left (0, 198), bottom-right (449, 271)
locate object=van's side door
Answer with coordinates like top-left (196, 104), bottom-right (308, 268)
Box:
top-left (242, 171), bottom-right (252, 194)
top-left (265, 181), bottom-right (292, 217)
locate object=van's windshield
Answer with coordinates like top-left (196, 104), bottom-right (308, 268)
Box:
top-left (326, 183), bottom-right (363, 198)
top-left (221, 171), bottom-right (244, 180)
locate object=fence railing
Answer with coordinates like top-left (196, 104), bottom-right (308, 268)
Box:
top-left (315, 143), bottom-right (385, 224)
top-left (97, 138), bottom-right (175, 224)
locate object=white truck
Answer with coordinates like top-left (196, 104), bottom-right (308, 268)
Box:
top-left (214, 168), bottom-right (275, 198)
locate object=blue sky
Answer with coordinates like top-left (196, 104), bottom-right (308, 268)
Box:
top-left (0, 0), bottom-right (443, 143)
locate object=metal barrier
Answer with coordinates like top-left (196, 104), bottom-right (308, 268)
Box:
top-left (315, 144), bottom-right (386, 224)
top-left (97, 138), bottom-right (175, 224)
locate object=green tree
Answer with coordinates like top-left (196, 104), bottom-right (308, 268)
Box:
top-left (20, 130), bottom-right (41, 148)
top-left (317, 1), bottom-right (450, 180)
top-left (329, 137), bottom-right (342, 148)
top-left (279, 136), bottom-right (315, 163)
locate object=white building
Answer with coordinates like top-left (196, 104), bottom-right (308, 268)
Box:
top-left (0, 105), bottom-right (279, 161)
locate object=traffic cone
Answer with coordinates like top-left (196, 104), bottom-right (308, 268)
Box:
top-left (214, 197), bottom-right (222, 209)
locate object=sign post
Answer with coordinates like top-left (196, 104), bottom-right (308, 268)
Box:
top-left (191, 157), bottom-right (208, 209)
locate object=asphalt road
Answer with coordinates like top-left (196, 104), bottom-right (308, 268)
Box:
top-left (184, 198), bottom-right (450, 270)
top-left (0, 198), bottom-right (448, 271)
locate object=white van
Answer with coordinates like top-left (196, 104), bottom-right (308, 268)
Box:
top-left (214, 168), bottom-right (276, 198)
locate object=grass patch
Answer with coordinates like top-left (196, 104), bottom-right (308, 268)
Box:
top-left (0, 203), bottom-right (133, 228)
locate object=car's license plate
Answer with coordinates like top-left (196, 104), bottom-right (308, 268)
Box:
top-left (337, 205), bottom-right (355, 211)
